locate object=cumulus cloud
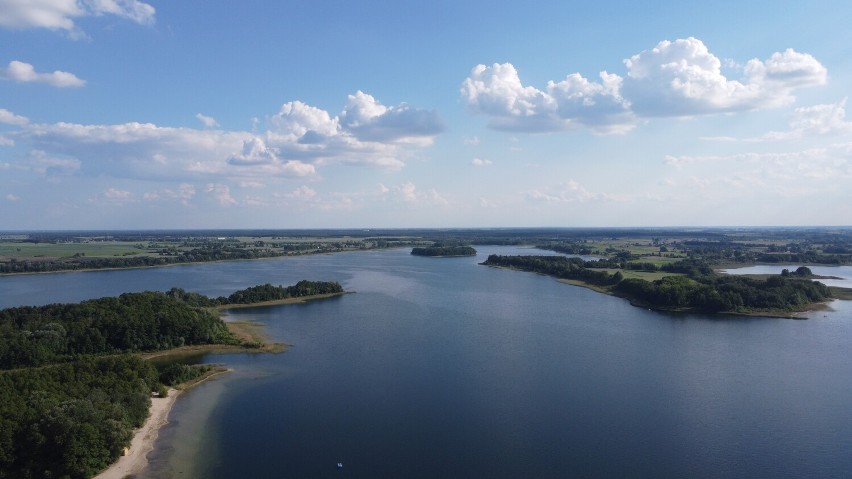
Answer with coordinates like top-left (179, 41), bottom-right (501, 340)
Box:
top-left (339, 91), bottom-right (444, 143)
top-left (227, 137), bottom-right (316, 177)
top-left (756, 98), bottom-right (852, 141)
top-left (0, 108), bottom-right (29, 126)
top-left (471, 158), bottom-right (492, 166)
top-left (462, 37), bottom-right (827, 134)
top-left (264, 93), bottom-right (440, 169)
top-left (20, 121), bottom-right (251, 179)
top-left (461, 63), bottom-right (633, 133)
top-left (6, 193), bottom-right (20, 202)
top-left (703, 98), bottom-right (852, 142)
top-left (3, 92), bottom-right (439, 207)
top-left (0, 0), bottom-right (155, 36)
top-left (1, 61), bottom-right (85, 87)
top-left (623, 38), bottom-right (825, 116)
top-left (196, 113), bottom-right (219, 128)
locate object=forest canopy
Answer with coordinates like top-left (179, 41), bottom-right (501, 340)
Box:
top-left (481, 255), bottom-right (832, 314)
top-left (0, 279), bottom-right (343, 479)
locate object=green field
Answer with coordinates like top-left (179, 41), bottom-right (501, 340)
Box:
top-left (593, 268), bottom-right (683, 281)
top-left (0, 241), bottom-right (159, 259)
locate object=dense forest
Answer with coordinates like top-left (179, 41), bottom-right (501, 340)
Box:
top-left (0, 356), bottom-right (162, 479)
top-left (165, 280), bottom-right (344, 307)
top-left (411, 242), bottom-right (477, 257)
top-left (482, 255), bottom-right (832, 314)
top-left (0, 292), bottom-right (236, 370)
top-left (0, 279), bottom-right (343, 479)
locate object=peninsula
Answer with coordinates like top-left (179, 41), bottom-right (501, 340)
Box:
top-left (0, 280), bottom-right (345, 479)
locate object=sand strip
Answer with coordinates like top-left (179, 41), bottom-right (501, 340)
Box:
top-left (93, 388), bottom-right (180, 479)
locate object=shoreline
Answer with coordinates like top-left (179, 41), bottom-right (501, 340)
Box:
top-left (92, 367), bottom-right (231, 479)
top-left (554, 277), bottom-right (839, 319)
top-left (215, 291), bottom-right (348, 310)
top-left (92, 388), bottom-right (180, 479)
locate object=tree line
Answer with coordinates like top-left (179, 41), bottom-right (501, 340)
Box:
top-left (0, 280), bottom-right (343, 478)
top-left (0, 355), bottom-right (161, 479)
top-left (165, 280), bottom-right (344, 306)
top-left (411, 244), bottom-right (477, 257)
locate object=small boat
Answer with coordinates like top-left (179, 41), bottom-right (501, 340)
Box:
top-left (337, 462), bottom-right (343, 468)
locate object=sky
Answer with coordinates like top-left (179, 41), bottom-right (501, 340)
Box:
top-left (1, 0), bottom-right (851, 230)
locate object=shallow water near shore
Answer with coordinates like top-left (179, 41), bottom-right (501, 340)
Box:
top-left (2, 247), bottom-right (852, 478)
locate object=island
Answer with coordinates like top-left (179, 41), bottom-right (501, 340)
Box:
top-left (0, 280), bottom-right (345, 479)
top-left (411, 241), bottom-right (477, 257)
top-left (481, 254), bottom-right (841, 316)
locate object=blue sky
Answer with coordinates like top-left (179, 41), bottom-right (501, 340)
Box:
top-left (1, 0), bottom-right (851, 229)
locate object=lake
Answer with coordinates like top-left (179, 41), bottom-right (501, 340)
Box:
top-left (2, 247), bottom-right (851, 478)
top-left (720, 264), bottom-right (852, 288)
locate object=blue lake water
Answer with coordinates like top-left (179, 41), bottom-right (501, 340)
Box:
top-left (721, 264), bottom-right (852, 288)
top-left (2, 247), bottom-right (851, 478)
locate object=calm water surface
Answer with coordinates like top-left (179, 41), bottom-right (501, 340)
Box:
top-left (721, 264), bottom-right (852, 288)
top-left (2, 247), bottom-right (851, 478)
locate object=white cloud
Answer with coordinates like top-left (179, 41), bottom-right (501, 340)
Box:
top-left (706, 98), bottom-right (852, 142)
top-left (339, 91), bottom-right (444, 143)
top-left (103, 187), bottom-right (133, 202)
top-left (196, 113), bottom-right (219, 128)
top-left (461, 62), bottom-right (634, 134)
top-left (227, 137), bottom-right (316, 178)
top-left (397, 181), bottom-right (418, 203)
top-left (23, 149), bottom-right (81, 176)
top-left (0, 0), bottom-right (155, 36)
top-left (471, 158), bottom-right (492, 166)
top-left (206, 183), bottom-right (237, 206)
top-left (380, 181), bottom-right (448, 206)
top-left (0, 108), bottom-right (29, 125)
top-left (144, 183), bottom-right (196, 205)
top-left (284, 185), bottom-right (317, 200)
top-left (789, 99), bottom-right (852, 134)
top-left (623, 38), bottom-right (825, 116)
top-left (463, 37), bottom-right (827, 133)
top-left (525, 180), bottom-right (614, 203)
top-left (21, 121), bottom-right (251, 179)
top-left (1, 60), bottom-right (85, 87)
top-left (6, 193), bottom-right (20, 202)
top-left (3, 93), bottom-right (439, 213)
top-left (266, 93), bottom-right (441, 169)
top-left (663, 144), bottom-right (852, 185)
top-left (756, 98), bottom-right (852, 141)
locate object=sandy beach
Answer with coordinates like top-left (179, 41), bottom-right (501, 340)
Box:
top-left (93, 388), bottom-right (180, 479)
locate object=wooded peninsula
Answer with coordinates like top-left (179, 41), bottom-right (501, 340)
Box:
top-left (482, 255), bottom-right (835, 315)
top-left (0, 280), bottom-right (343, 479)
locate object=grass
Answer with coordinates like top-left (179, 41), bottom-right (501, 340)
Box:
top-left (830, 287), bottom-right (852, 301)
top-left (0, 241), bottom-right (160, 259)
top-left (592, 268), bottom-right (683, 281)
